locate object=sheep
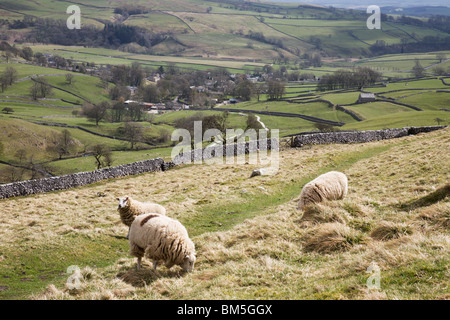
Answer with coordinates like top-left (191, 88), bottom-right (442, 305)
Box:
top-left (297, 171), bottom-right (348, 210)
top-left (129, 213), bottom-right (196, 273)
top-left (117, 196), bottom-right (166, 238)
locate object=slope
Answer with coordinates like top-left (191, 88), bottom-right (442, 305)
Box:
top-left (0, 127), bottom-right (448, 299)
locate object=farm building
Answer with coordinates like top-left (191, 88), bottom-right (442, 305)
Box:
top-left (358, 93), bottom-right (376, 103)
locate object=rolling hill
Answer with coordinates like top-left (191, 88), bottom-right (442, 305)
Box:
top-left (0, 126), bottom-right (448, 299)
top-left (1, 0), bottom-right (449, 59)
top-left (0, 0), bottom-right (449, 302)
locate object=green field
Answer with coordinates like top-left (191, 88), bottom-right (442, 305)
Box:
top-left (0, 0), bottom-right (449, 180)
top-left (345, 101), bottom-right (413, 120)
top-left (341, 110), bottom-right (449, 130)
top-left (2, 0), bottom-right (448, 62)
top-left (0, 0), bottom-right (449, 301)
top-left (2, 59), bottom-right (448, 183)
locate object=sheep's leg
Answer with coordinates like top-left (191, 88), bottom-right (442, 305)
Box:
top-left (126, 227), bottom-right (131, 239)
top-left (137, 257), bottom-right (142, 270)
top-left (153, 260), bottom-right (158, 271)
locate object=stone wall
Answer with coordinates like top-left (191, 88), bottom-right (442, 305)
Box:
top-left (0, 158), bottom-right (165, 200)
top-left (0, 127), bottom-right (445, 199)
top-left (170, 138), bottom-right (279, 165)
top-left (0, 138), bottom-right (279, 200)
top-left (292, 126), bottom-right (446, 147)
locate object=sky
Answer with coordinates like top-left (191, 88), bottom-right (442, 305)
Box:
top-left (267, 0), bottom-right (450, 8)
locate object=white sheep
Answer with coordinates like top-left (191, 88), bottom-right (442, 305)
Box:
top-left (297, 171), bottom-right (348, 210)
top-left (129, 213), bottom-right (196, 272)
top-left (117, 196), bottom-right (166, 238)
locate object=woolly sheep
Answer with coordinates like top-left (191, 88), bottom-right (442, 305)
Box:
top-left (297, 171), bottom-right (348, 210)
top-left (117, 196), bottom-right (166, 238)
top-left (129, 213), bottom-right (196, 272)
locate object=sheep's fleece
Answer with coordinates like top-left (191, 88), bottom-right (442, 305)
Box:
top-left (129, 213), bottom-right (196, 272)
top-left (298, 171), bottom-right (348, 210)
top-left (117, 196), bottom-right (166, 227)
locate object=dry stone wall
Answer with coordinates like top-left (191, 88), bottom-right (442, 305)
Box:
top-left (291, 126), bottom-right (446, 147)
top-left (0, 127), bottom-right (445, 199)
top-left (0, 158), bottom-right (165, 199)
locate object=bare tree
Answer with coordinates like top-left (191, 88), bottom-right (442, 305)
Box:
top-left (65, 73), bottom-right (75, 85)
top-left (123, 122), bottom-right (144, 150)
top-left (411, 60), bottom-right (425, 78)
top-left (434, 118), bottom-right (445, 125)
top-left (47, 129), bottom-right (77, 159)
top-left (436, 53), bottom-right (447, 63)
top-left (0, 66), bottom-right (18, 92)
top-left (91, 144), bottom-right (113, 169)
top-left (3, 66), bottom-right (18, 85)
top-left (81, 101), bottom-right (110, 126)
top-left (30, 77), bottom-right (53, 100)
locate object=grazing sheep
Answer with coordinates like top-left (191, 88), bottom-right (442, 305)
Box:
top-left (129, 213), bottom-right (196, 272)
top-left (117, 196), bottom-right (166, 238)
top-left (298, 171), bottom-right (348, 210)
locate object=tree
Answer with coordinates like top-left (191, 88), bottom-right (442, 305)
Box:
top-left (82, 101), bottom-right (110, 125)
top-left (267, 80), bottom-right (285, 100)
top-left (317, 68), bottom-right (381, 91)
top-left (29, 77), bottom-right (53, 100)
top-left (21, 46), bottom-right (33, 61)
top-left (311, 54), bottom-right (322, 67)
top-left (47, 129), bottom-right (77, 159)
top-left (109, 85), bottom-right (131, 101)
top-left (434, 118), bottom-right (445, 125)
top-left (246, 113), bottom-right (263, 130)
top-left (91, 144), bottom-right (113, 169)
top-left (254, 83), bottom-right (266, 102)
top-left (0, 66), bottom-right (18, 92)
top-left (3, 66), bottom-right (18, 86)
top-left (30, 82), bottom-right (40, 100)
top-left (2, 51), bottom-right (13, 63)
top-left (0, 74), bottom-right (8, 92)
top-left (111, 99), bottom-right (126, 122)
top-left (65, 73), bottom-right (75, 85)
top-left (123, 122), bottom-right (143, 149)
top-left (411, 60), bottom-right (425, 78)
top-left (436, 53), bottom-right (447, 63)
top-left (129, 62), bottom-right (144, 87)
top-left (235, 79), bottom-right (255, 101)
top-left (137, 84), bottom-right (160, 103)
top-left (128, 102), bottom-right (145, 121)
top-left (433, 66), bottom-right (446, 76)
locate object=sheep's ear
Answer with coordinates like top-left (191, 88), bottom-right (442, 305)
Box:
top-left (116, 197), bottom-right (120, 201)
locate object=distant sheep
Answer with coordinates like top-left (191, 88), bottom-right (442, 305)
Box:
top-left (129, 213), bottom-right (196, 272)
top-left (117, 196), bottom-right (166, 238)
top-left (298, 171), bottom-right (348, 210)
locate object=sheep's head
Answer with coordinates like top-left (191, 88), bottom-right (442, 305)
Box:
top-left (117, 196), bottom-right (130, 209)
top-left (182, 253), bottom-right (196, 272)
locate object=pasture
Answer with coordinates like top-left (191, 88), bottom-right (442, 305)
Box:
top-left (0, 127), bottom-right (448, 299)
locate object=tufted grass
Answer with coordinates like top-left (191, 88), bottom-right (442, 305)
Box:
top-left (0, 127), bottom-right (448, 300)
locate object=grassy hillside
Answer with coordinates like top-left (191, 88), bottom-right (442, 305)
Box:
top-left (0, 127), bottom-right (448, 299)
top-left (2, 0), bottom-right (449, 60)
